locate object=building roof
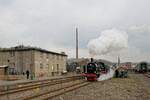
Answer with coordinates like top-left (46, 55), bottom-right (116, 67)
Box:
top-left (0, 65), bottom-right (9, 68)
top-left (0, 45), bottom-right (67, 56)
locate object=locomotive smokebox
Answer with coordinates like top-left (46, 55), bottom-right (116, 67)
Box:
top-left (91, 58), bottom-right (94, 62)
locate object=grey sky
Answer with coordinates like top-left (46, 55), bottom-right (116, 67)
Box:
top-left (0, 0), bottom-right (150, 62)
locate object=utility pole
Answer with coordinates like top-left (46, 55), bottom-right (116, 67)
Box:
top-left (76, 28), bottom-right (78, 60)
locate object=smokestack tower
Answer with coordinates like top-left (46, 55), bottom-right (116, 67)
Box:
top-left (76, 28), bottom-right (78, 60)
top-left (118, 56), bottom-right (120, 66)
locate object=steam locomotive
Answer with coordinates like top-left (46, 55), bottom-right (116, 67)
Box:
top-left (135, 62), bottom-right (150, 73)
top-left (82, 58), bottom-right (110, 81)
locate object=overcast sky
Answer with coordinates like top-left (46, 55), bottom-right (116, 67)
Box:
top-left (0, 0), bottom-right (150, 62)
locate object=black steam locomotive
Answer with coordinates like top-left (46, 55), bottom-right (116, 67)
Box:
top-left (82, 58), bottom-right (109, 81)
top-left (135, 62), bottom-right (149, 73)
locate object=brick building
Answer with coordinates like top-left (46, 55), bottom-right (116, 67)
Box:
top-left (0, 45), bottom-right (67, 77)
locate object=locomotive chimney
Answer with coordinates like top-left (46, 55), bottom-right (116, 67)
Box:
top-left (91, 58), bottom-right (94, 62)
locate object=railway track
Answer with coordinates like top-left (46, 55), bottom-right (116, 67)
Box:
top-left (22, 81), bottom-right (90, 100)
top-left (143, 72), bottom-right (150, 78)
top-left (0, 75), bottom-right (85, 100)
top-left (0, 75), bottom-right (81, 92)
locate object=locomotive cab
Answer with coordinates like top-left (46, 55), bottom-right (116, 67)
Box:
top-left (97, 62), bottom-right (108, 73)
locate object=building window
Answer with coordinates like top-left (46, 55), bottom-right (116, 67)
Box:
top-left (46, 64), bottom-right (49, 69)
top-left (54, 55), bottom-right (56, 59)
top-left (52, 55), bottom-right (53, 59)
top-left (57, 64), bottom-right (59, 72)
top-left (61, 56), bottom-right (63, 60)
top-left (52, 65), bottom-right (54, 71)
top-left (40, 52), bottom-right (43, 58)
top-left (40, 63), bottom-right (43, 69)
top-left (57, 56), bottom-right (59, 60)
top-left (49, 54), bottom-right (52, 59)
top-left (46, 54), bottom-right (49, 59)
top-left (52, 55), bottom-right (55, 59)
top-left (46, 58), bottom-right (49, 62)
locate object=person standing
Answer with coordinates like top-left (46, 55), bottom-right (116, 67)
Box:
top-left (26, 70), bottom-right (30, 79)
top-left (115, 70), bottom-right (119, 78)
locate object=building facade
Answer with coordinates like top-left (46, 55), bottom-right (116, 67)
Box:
top-left (0, 45), bottom-right (67, 77)
top-left (120, 62), bottom-right (132, 70)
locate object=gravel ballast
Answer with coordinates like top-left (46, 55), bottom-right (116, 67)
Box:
top-left (52, 74), bottom-right (150, 100)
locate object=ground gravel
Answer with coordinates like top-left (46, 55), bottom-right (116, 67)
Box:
top-left (52, 74), bottom-right (150, 100)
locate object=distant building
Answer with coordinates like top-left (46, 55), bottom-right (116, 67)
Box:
top-left (67, 58), bottom-right (90, 72)
top-left (120, 62), bottom-right (132, 69)
top-left (0, 45), bottom-right (67, 77)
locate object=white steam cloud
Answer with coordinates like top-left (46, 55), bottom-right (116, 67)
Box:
top-left (98, 68), bottom-right (115, 81)
top-left (87, 28), bottom-right (128, 56)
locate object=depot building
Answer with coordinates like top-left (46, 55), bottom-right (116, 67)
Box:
top-left (0, 45), bottom-right (67, 78)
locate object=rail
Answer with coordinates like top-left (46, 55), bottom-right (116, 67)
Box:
top-left (143, 72), bottom-right (150, 78)
top-left (23, 81), bottom-right (90, 100)
top-left (0, 75), bottom-right (83, 97)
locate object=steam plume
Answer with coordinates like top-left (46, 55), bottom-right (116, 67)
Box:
top-left (98, 68), bottom-right (114, 81)
top-left (87, 28), bottom-right (128, 56)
